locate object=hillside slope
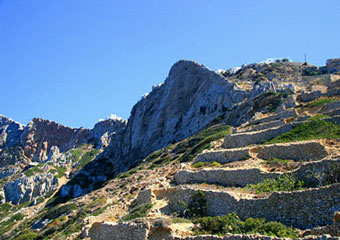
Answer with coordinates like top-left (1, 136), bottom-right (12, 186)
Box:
top-left (1, 58), bottom-right (340, 240)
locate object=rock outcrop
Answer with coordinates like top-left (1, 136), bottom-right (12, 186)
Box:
top-left (4, 172), bottom-right (58, 204)
top-left (326, 58), bottom-right (340, 73)
top-left (91, 116), bottom-right (127, 148)
top-left (0, 115), bottom-right (24, 148)
top-left (104, 60), bottom-right (247, 174)
top-left (20, 118), bottom-right (90, 161)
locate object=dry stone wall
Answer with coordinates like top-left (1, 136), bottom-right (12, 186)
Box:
top-left (88, 221), bottom-right (149, 240)
top-left (194, 148), bottom-right (250, 164)
top-left (174, 159), bottom-right (340, 187)
top-left (166, 184), bottom-right (340, 229)
top-left (174, 233), bottom-right (340, 240)
top-left (247, 109), bottom-right (297, 126)
top-left (252, 141), bottom-right (328, 161)
top-left (224, 123), bottom-right (297, 148)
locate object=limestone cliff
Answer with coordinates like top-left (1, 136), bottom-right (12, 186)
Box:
top-left (0, 115), bottom-right (24, 148)
top-left (103, 60), bottom-right (247, 174)
top-left (20, 118), bottom-right (90, 161)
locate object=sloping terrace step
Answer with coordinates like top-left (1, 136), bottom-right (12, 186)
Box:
top-left (194, 147), bottom-right (251, 164)
top-left (161, 183), bottom-right (340, 229)
top-left (196, 141), bottom-right (326, 165)
top-left (237, 119), bottom-right (285, 133)
top-left (173, 234), bottom-right (340, 240)
top-left (246, 109), bottom-right (298, 127)
top-left (252, 140), bottom-right (328, 161)
top-left (174, 159), bottom-right (340, 187)
top-left (224, 123), bottom-right (297, 148)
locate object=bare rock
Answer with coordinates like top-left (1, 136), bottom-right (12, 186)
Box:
top-left (0, 115), bottom-right (24, 148)
top-left (4, 172), bottom-right (59, 204)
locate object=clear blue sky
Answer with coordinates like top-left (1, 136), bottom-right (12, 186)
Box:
top-left (1, 0), bottom-right (339, 128)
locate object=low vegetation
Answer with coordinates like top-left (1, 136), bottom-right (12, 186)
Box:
top-left (261, 158), bottom-right (298, 171)
top-left (179, 191), bottom-right (207, 219)
top-left (245, 174), bottom-right (304, 193)
top-left (192, 161), bottom-right (221, 168)
top-left (121, 202), bottom-right (153, 222)
top-left (265, 119), bottom-right (340, 144)
top-left (78, 149), bottom-right (100, 168)
top-left (303, 97), bottom-right (337, 108)
top-left (193, 213), bottom-right (299, 238)
top-left (23, 164), bottom-right (44, 177)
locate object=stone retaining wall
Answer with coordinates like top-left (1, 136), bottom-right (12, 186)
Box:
top-left (319, 101), bottom-right (340, 114)
top-left (174, 159), bottom-right (340, 187)
top-left (174, 234), bottom-right (340, 240)
top-left (88, 221), bottom-right (149, 240)
top-left (247, 109), bottom-right (297, 126)
top-left (194, 148), bottom-right (250, 164)
top-left (253, 141), bottom-right (328, 161)
top-left (224, 123), bottom-right (296, 149)
top-left (165, 184), bottom-right (340, 229)
top-left (239, 120), bottom-right (285, 133)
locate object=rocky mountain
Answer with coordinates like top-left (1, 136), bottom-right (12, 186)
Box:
top-left (0, 115), bottom-right (24, 148)
top-left (0, 57), bottom-right (340, 240)
top-left (103, 60), bottom-right (247, 175)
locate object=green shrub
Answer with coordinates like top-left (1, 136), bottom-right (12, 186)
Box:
top-left (180, 191), bottom-right (207, 219)
top-left (178, 125), bottom-right (231, 162)
top-left (78, 149), bottom-right (99, 168)
top-left (192, 161), bottom-right (221, 168)
top-left (245, 174), bottom-right (304, 193)
top-left (13, 230), bottom-right (38, 240)
top-left (304, 98), bottom-right (337, 108)
top-left (193, 213), bottom-right (299, 238)
top-left (70, 149), bottom-right (82, 162)
top-left (261, 158), bottom-right (296, 171)
top-left (24, 165), bottom-right (43, 177)
top-left (55, 167), bottom-right (67, 178)
top-left (255, 221), bottom-right (299, 238)
top-left (325, 162), bottom-right (340, 185)
top-left (265, 120), bottom-right (340, 144)
top-left (307, 114), bottom-right (329, 121)
top-left (121, 202), bottom-right (153, 222)
top-left (194, 213), bottom-right (242, 235)
top-left (45, 203), bottom-right (77, 220)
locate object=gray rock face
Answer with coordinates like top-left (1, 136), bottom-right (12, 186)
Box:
top-left (0, 115), bottom-right (24, 148)
top-left (91, 117), bottom-right (127, 148)
top-left (4, 172), bottom-right (58, 204)
top-left (104, 60), bottom-right (247, 173)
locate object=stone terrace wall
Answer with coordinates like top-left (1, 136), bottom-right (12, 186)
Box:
top-left (224, 123), bottom-right (296, 148)
top-left (252, 141), bottom-right (328, 161)
top-left (174, 233), bottom-right (340, 240)
top-left (174, 159), bottom-right (340, 187)
top-left (88, 221), bottom-right (149, 240)
top-left (165, 184), bottom-right (340, 229)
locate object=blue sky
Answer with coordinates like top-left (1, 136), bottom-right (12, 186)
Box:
top-left (1, 0), bottom-right (339, 128)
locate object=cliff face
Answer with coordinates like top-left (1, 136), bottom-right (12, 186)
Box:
top-left (20, 118), bottom-right (90, 161)
top-left (0, 115), bottom-right (24, 148)
top-left (0, 116), bottom-right (127, 164)
top-left (104, 60), bottom-right (247, 173)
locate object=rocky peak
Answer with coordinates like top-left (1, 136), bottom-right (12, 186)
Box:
top-left (0, 115), bottom-right (25, 148)
top-left (91, 116), bottom-right (127, 148)
top-left (20, 118), bottom-right (90, 161)
top-left (104, 60), bottom-right (248, 174)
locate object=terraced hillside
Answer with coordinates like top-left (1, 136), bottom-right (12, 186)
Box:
top-left (84, 95), bottom-right (340, 239)
top-left (1, 58), bottom-right (340, 240)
